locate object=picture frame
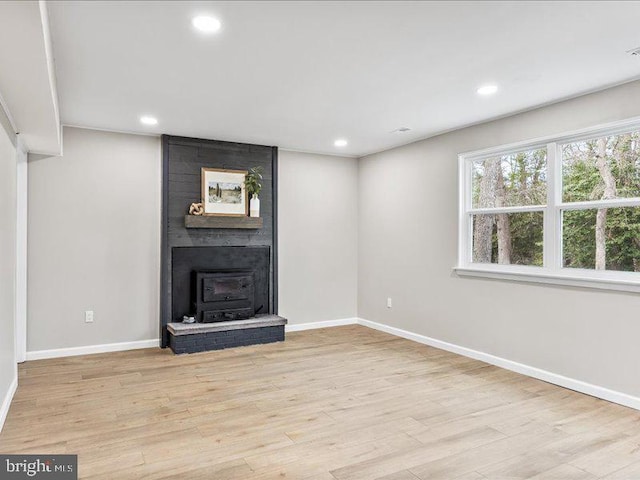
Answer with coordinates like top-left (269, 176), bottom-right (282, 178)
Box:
top-left (201, 168), bottom-right (248, 217)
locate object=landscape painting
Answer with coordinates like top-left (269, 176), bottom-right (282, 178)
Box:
top-left (201, 168), bottom-right (247, 216)
top-left (208, 181), bottom-right (242, 204)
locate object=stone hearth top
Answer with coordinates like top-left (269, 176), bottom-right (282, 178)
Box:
top-left (167, 314), bottom-right (287, 336)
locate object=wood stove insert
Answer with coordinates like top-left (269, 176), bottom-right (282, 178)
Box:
top-left (193, 271), bottom-right (256, 322)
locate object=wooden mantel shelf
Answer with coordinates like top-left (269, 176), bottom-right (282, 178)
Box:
top-left (185, 215), bottom-right (263, 229)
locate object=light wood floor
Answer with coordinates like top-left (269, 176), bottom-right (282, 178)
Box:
top-left (2, 325), bottom-right (640, 479)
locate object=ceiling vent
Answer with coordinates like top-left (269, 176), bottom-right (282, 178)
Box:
top-left (627, 47), bottom-right (640, 57)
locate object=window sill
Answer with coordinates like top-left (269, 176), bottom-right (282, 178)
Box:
top-left (454, 265), bottom-right (640, 293)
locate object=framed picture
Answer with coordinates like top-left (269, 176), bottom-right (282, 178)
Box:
top-left (201, 168), bottom-right (248, 216)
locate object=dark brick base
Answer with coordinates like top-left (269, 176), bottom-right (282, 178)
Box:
top-left (168, 325), bottom-right (285, 354)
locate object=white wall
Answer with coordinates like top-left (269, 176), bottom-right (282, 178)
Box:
top-left (278, 150), bottom-right (358, 324)
top-left (27, 127), bottom-right (161, 352)
top-left (358, 79), bottom-right (640, 399)
top-left (0, 103), bottom-right (17, 429)
top-left (26, 130), bottom-right (360, 352)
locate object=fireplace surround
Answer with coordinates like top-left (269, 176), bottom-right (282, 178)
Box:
top-left (171, 245), bottom-right (271, 324)
top-left (161, 135), bottom-right (280, 351)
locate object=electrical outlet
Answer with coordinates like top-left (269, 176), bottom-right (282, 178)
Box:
top-left (85, 310), bottom-right (94, 323)
top-left (386, 298), bottom-right (392, 308)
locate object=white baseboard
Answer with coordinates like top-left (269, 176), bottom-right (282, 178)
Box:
top-left (26, 339), bottom-right (160, 361)
top-left (0, 374), bottom-right (18, 433)
top-left (286, 317), bottom-right (358, 332)
top-left (20, 318), bottom-right (639, 411)
top-left (357, 318), bottom-right (640, 411)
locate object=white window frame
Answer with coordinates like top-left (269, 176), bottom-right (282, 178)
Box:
top-left (455, 115), bottom-right (640, 293)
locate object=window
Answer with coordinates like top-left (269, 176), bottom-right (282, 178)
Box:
top-left (457, 118), bottom-right (640, 292)
top-left (470, 149), bottom-right (546, 267)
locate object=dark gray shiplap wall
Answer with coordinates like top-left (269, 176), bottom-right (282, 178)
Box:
top-left (161, 135), bottom-right (278, 346)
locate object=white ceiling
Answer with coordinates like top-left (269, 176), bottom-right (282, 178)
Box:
top-left (48, 1), bottom-right (640, 157)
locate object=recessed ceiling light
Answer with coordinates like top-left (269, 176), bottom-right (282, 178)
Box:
top-left (627, 46), bottom-right (640, 57)
top-left (140, 116), bottom-right (158, 126)
top-left (334, 139), bottom-right (348, 147)
top-left (477, 85), bottom-right (498, 96)
top-left (192, 15), bottom-right (221, 33)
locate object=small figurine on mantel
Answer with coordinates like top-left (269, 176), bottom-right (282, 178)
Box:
top-left (188, 202), bottom-right (204, 216)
